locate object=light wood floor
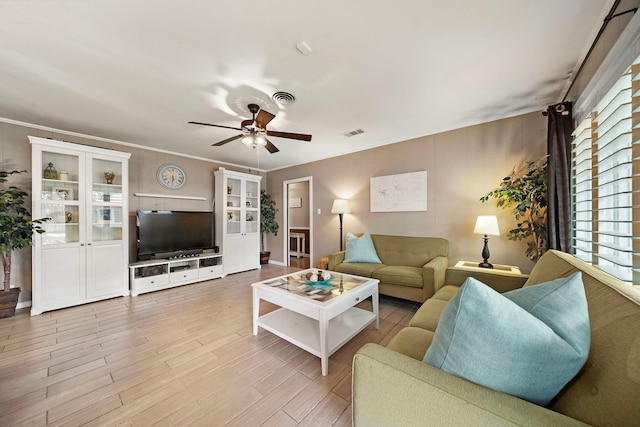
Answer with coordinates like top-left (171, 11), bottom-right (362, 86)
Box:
top-left (0, 265), bottom-right (419, 426)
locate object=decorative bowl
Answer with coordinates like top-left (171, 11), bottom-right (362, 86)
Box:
top-left (302, 273), bottom-right (333, 288)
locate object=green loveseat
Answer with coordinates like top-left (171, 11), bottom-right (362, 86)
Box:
top-left (352, 250), bottom-right (640, 426)
top-left (327, 234), bottom-right (448, 303)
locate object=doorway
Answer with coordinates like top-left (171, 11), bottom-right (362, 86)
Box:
top-left (283, 177), bottom-right (313, 268)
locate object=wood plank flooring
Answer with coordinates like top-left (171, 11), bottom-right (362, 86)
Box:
top-left (0, 265), bottom-right (420, 426)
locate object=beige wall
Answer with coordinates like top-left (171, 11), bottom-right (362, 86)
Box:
top-left (288, 181), bottom-right (310, 228)
top-left (0, 121), bottom-right (265, 304)
top-left (265, 111), bottom-right (547, 274)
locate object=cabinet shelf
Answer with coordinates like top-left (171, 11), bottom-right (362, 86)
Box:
top-left (43, 178), bottom-right (79, 184)
top-left (92, 205), bottom-right (123, 212)
top-left (93, 183), bottom-right (122, 188)
top-left (41, 200), bottom-right (79, 206)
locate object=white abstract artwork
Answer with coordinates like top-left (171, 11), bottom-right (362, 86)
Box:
top-left (289, 197), bottom-right (302, 208)
top-left (370, 171), bottom-right (427, 212)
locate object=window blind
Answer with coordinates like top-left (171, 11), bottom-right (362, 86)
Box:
top-left (571, 118), bottom-right (593, 263)
top-left (571, 59), bottom-right (638, 285)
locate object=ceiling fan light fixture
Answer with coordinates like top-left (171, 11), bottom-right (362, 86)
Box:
top-left (241, 133), bottom-right (267, 149)
top-left (190, 103), bottom-right (311, 153)
top-left (241, 135), bottom-right (254, 147)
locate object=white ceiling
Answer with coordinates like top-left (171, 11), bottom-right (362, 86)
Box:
top-left (0, 0), bottom-right (611, 171)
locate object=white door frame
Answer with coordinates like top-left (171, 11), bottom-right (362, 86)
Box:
top-left (283, 176), bottom-right (313, 266)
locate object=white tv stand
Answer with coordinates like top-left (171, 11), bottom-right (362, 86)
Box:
top-left (129, 253), bottom-right (224, 296)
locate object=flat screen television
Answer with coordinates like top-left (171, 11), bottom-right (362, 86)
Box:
top-left (136, 210), bottom-right (214, 260)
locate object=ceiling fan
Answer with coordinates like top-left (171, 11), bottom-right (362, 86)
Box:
top-left (189, 104), bottom-right (312, 154)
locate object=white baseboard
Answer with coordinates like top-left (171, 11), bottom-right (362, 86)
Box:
top-left (17, 300), bottom-right (32, 309)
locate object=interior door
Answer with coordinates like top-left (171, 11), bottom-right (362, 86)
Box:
top-left (284, 177), bottom-right (313, 267)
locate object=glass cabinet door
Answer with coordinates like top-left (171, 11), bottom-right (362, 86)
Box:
top-left (40, 151), bottom-right (80, 245)
top-left (226, 177), bottom-right (242, 235)
top-left (90, 158), bottom-right (124, 242)
top-left (245, 180), bottom-right (259, 234)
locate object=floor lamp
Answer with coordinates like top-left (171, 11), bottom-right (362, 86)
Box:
top-left (474, 215), bottom-right (500, 268)
top-left (331, 199), bottom-right (351, 251)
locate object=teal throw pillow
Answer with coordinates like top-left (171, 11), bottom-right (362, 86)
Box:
top-left (423, 272), bottom-right (590, 406)
top-left (343, 232), bottom-right (382, 264)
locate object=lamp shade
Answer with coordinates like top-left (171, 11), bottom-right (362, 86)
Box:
top-left (331, 199), bottom-right (351, 214)
top-left (474, 215), bottom-right (500, 236)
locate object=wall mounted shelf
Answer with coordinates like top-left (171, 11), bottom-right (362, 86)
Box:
top-left (134, 192), bottom-right (206, 201)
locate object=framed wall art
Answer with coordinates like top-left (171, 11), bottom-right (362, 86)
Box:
top-left (370, 171), bottom-right (427, 212)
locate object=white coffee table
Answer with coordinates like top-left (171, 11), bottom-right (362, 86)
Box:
top-left (252, 269), bottom-right (379, 376)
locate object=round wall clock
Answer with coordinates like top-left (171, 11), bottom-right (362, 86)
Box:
top-left (157, 164), bottom-right (186, 189)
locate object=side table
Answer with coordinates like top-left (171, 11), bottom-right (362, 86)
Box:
top-left (454, 260), bottom-right (522, 275)
top-left (289, 232), bottom-right (306, 258)
top-left (450, 260), bottom-right (528, 293)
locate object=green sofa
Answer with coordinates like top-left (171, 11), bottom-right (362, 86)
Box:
top-left (352, 250), bottom-right (640, 426)
top-left (327, 234), bottom-right (448, 303)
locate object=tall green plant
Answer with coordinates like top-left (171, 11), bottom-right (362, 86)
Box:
top-left (480, 157), bottom-right (548, 261)
top-left (0, 170), bottom-right (48, 291)
top-left (260, 189), bottom-right (279, 252)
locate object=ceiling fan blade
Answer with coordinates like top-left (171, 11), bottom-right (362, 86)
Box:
top-left (266, 130), bottom-right (312, 141)
top-left (255, 110), bottom-right (275, 129)
top-left (264, 138), bottom-right (280, 154)
top-left (212, 134), bottom-right (243, 146)
top-left (189, 121), bottom-right (243, 131)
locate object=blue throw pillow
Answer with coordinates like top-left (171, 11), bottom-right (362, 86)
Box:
top-left (423, 272), bottom-right (590, 406)
top-left (343, 232), bottom-right (382, 264)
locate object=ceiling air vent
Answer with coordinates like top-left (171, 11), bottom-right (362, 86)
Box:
top-left (343, 129), bottom-right (365, 137)
top-left (271, 91), bottom-right (296, 106)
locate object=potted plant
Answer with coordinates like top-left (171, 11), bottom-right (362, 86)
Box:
top-left (260, 189), bottom-right (279, 264)
top-left (480, 157), bottom-right (548, 261)
top-left (0, 170), bottom-right (48, 318)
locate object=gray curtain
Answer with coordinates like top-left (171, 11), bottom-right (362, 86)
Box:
top-left (546, 101), bottom-right (573, 252)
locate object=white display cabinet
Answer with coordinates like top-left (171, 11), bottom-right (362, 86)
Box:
top-left (30, 136), bottom-right (130, 315)
top-left (214, 167), bottom-right (262, 274)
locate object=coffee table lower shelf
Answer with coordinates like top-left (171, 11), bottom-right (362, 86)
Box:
top-left (257, 307), bottom-right (376, 359)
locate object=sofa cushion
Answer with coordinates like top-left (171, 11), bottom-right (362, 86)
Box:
top-left (410, 285), bottom-right (460, 331)
top-left (423, 273), bottom-right (590, 406)
top-left (343, 232), bottom-right (382, 263)
top-left (372, 266), bottom-right (423, 288)
top-left (410, 298), bottom-right (449, 331)
top-left (387, 327), bottom-right (434, 361)
top-left (334, 262), bottom-right (385, 278)
top-left (370, 234), bottom-right (448, 267)
top-left (431, 285), bottom-right (460, 302)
